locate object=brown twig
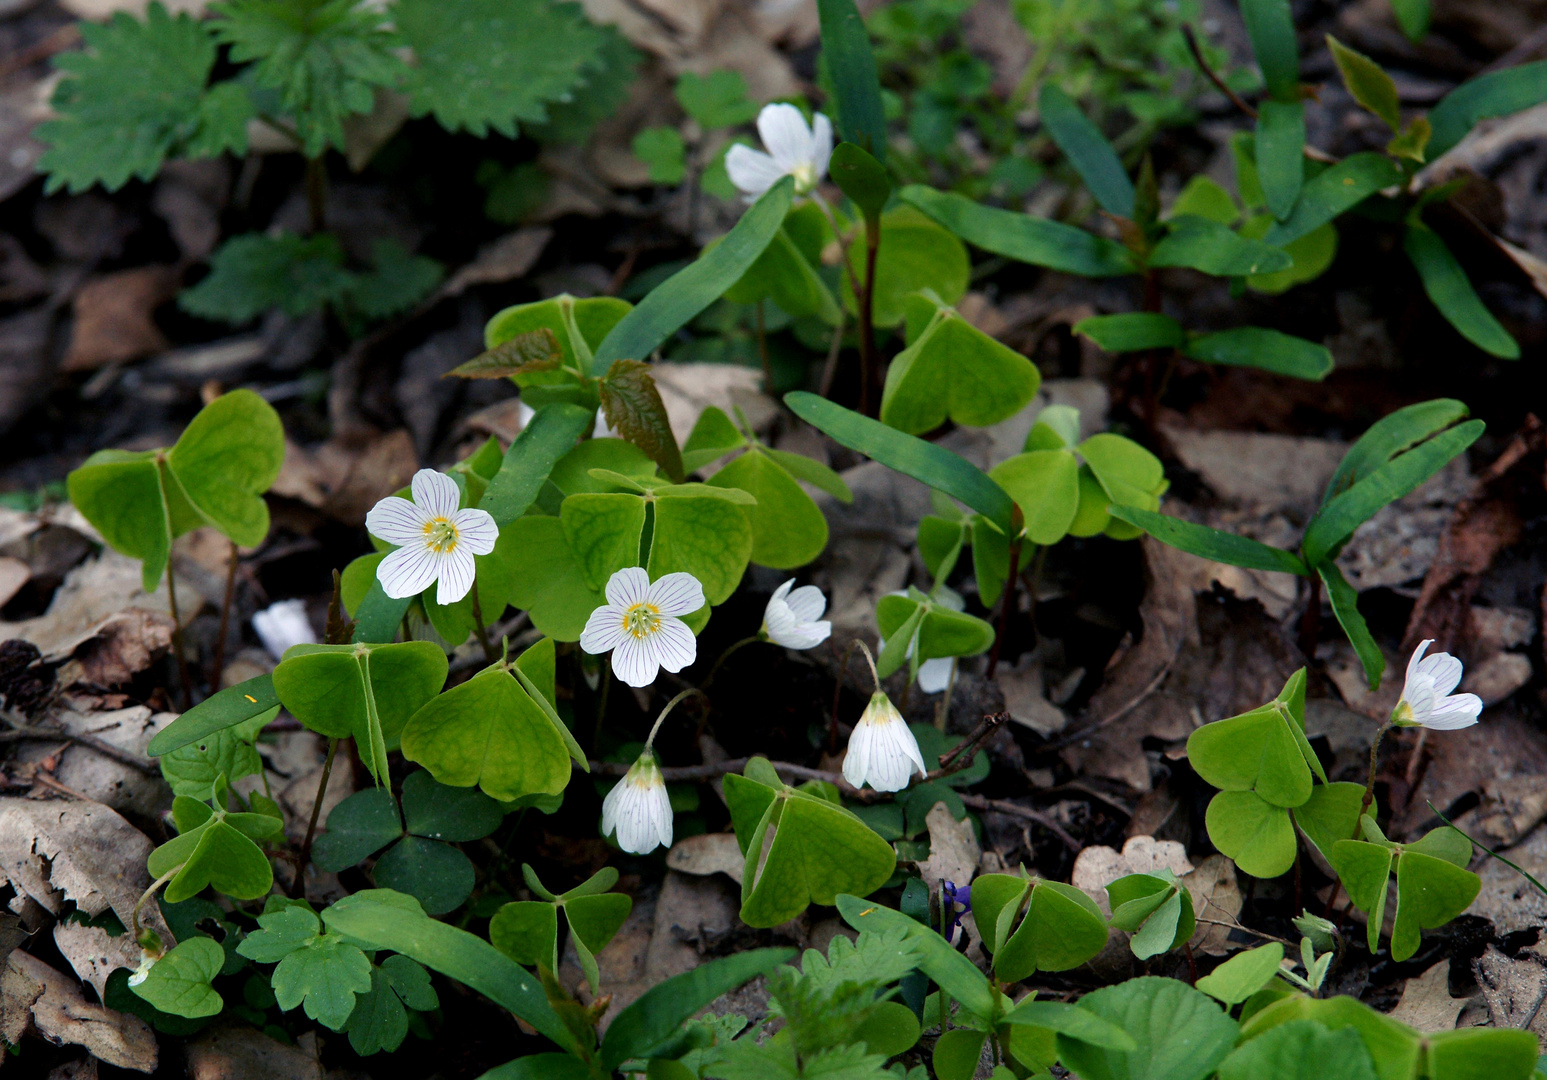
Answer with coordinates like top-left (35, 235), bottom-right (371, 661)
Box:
top-left (934, 712), bottom-right (1006, 778)
top-left (1182, 25), bottom-right (1257, 120)
top-left (209, 539), bottom-right (240, 692)
top-left (0, 729), bottom-right (159, 776)
top-left (0, 24), bottom-right (81, 84)
top-left (291, 737), bottom-right (339, 899)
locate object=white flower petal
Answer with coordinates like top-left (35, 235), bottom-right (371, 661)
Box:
top-left (650, 782), bottom-right (674, 849)
top-left (842, 716), bottom-right (872, 788)
top-left (412, 469), bottom-right (462, 519)
top-left (783, 584), bottom-right (827, 624)
top-left (435, 547), bottom-right (477, 606)
top-left (1417, 650), bottom-right (1464, 698)
top-left (646, 616), bottom-right (697, 673)
top-left (809, 112), bottom-right (834, 178)
top-left (365, 496), bottom-right (431, 547)
top-left (725, 145), bottom-right (785, 198)
top-left (647, 572), bottom-right (705, 617)
top-left (580, 604), bottom-right (629, 656)
top-left (918, 657), bottom-right (955, 694)
top-left (251, 599), bottom-right (316, 661)
top-left (773, 621), bottom-right (830, 650)
top-left (378, 544), bottom-right (441, 599)
top-left (1405, 640), bottom-right (1432, 690)
top-left (453, 508), bottom-right (499, 556)
top-left (611, 635), bottom-right (659, 688)
top-left (1424, 693), bottom-right (1483, 729)
top-left (758, 103), bottom-right (813, 173)
top-left (606, 566), bottom-right (651, 609)
top-left (770, 578), bottom-right (795, 606)
top-left (1404, 674), bottom-right (1437, 725)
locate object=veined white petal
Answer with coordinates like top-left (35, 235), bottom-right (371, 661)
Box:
top-left (453, 508), bottom-right (499, 556)
top-left (918, 657), bottom-right (955, 694)
top-left (842, 714), bottom-right (873, 788)
top-left (758, 103), bottom-right (813, 173)
top-left (611, 634), bottom-right (659, 688)
top-left (604, 756), bottom-right (672, 855)
top-left (772, 621), bottom-right (830, 650)
top-left (646, 572), bottom-right (705, 617)
top-left (809, 112), bottom-right (834, 178)
top-left (378, 544), bottom-right (441, 599)
top-left (1403, 674), bottom-right (1437, 725)
top-left (606, 566), bottom-right (651, 608)
top-left (412, 469), bottom-right (462, 519)
top-left (646, 616), bottom-right (697, 673)
top-left (1405, 639), bottom-right (1432, 692)
top-left (783, 584), bottom-right (827, 624)
top-left (436, 546), bottom-right (477, 606)
top-left (580, 604), bottom-right (629, 655)
top-left (649, 780), bottom-right (674, 849)
top-left (725, 145), bottom-right (785, 198)
top-left (1417, 651), bottom-right (1464, 698)
top-left (1423, 693), bottom-right (1483, 729)
top-left (770, 578), bottom-right (795, 606)
top-left (764, 598), bottom-right (798, 637)
top-left (366, 496), bottom-right (431, 547)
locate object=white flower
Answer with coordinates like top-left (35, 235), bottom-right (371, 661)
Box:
top-left (126, 949), bottom-right (157, 987)
top-left (365, 470), bottom-right (499, 606)
top-left (580, 567), bottom-right (704, 688)
top-left (252, 599), bottom-right (316, 662)
top-left (843, 692), bottom-right (927, 793)
top-left (1393, 639), bottom-right (1483, 730)
top-left (602, 750), bottom-right (673, 854)
top-left (763, 579), bottom-right (831, 650)
top-left (878, 590), bottom-right (960, 693)
top-left (725, 103), bottom-right (833, 200)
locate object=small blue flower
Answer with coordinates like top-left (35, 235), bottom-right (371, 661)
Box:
top-left (942, 880), bottom-right (971, 943)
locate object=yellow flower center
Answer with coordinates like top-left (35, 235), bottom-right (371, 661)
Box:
top-left (790, 162), bottom-right (816, 193)
top-left (621, 602), bottom-right (662, 640)
top-left (422, 516), bottom-right (460, 554)
top-left (1391, 699), bottom-right (1415, 726)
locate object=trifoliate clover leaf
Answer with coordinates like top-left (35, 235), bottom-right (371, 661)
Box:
top-left (180, 232), bottom-right (355, 323)
top-left (211, 0), bottom-right (404, 158)
top-left (392, 0), bottom-right (611, 138)
top-left (237, 905), bottom-right (372, 1030)
top-left (38, 3), bottom-right (254, 194)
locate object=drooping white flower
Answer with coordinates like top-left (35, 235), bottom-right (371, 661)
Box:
top-left (252, 599), bottom-right (316, 661)
top-left (762, 579), bottom-right (832, 650)
top-left (580, 567), bottom-right (704, 688)
top-left (843, 692), bottom-right (927, 793)
top-left (365, 469), bottom-right (499, 606)
top-left (602, 749), bottom-right (673, 854)
top-left (877, 589), bottom-right (960, 693)
top-left (1392, 639), bottom-right (1483, 730)
top-left (126, 949), bottom-right (157, 987)
top-left (725, 103), bottom-right (834, 200)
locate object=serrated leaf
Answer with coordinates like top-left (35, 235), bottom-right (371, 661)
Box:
top-left (130, 937), bottom-right (225, 1019)
top-left (180, 232), bottom-right (355, 324)
top-left (159, 723), bottom-right (265, 799)
top-left (632, 126), bottom-right (687, 185)
top-left (447, 329), bottom-right (563, 380)
top-left (273, 934), bottom-right (374, 1029)
top-left (395, 0), bottom-right (610, 138)
top-left (598, 359), bottom-right (687, 483)
top-left (39, 3), bottom-right (251, 194)
top-left (675, 69), bottom-right (757, 129)
top-left (212, 0), bottom-right (404, 157)
top-left (346, 965), bottom-right (408, 1056)
top-left (342, 240), bottom-right (444, 322)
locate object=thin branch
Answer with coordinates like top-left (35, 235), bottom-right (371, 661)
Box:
top-left (1183, 25), bottom-right (1257, 120)
top-left (0, 727), bottom-right (159, 776)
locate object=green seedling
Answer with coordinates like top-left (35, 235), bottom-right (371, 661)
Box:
top-left (128, 937), bottom-right (226, 1020)
top-left (875, 586), bottom-right (995, 684)
top-left (490, 865), bottom-right (632, 994)
top-left (147, 777), bottom-right (283, 904)
top-left (971, 870), bottom-right (1110, 982)
top-left (1106, 869), bottom-right (1196, 960)
top-left (312, 769), bottom-right (506, 915)
top-left (238, 901), bottom-right (373, 1031)
top-left (1329, 820), bottom-right (1481, 962)
top-left (1196, 942), bottom-right (1286, 1006)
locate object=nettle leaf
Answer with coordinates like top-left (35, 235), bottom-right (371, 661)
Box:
top-left (272, 641), bottom-right (448, 783)
top-left (395, 0), bottom-right (609, 138)
top-left (212, 0), bottom-right (404, 157)
top-left (598, 359), bottom-right (687, 482)
top-left (632, 126), bottom-right (686, 185)
top-left (1219, 1018), bottom-right (1377, 1080)
top-left (1404, 222), bottom-right (1520, 360)
top-left (675, 69), bottom-right (758, 129)
top-left (486, 294), bottom-right (631, 379)
top-left (342, 240), bottom-right (444, 323)
top-left (903, 185), bottom-right (1138, 278)
top-left (725, 766), bottom-right (896, 928)
top-left (1196, 942), bottom-right (1285, 1006)
top-left (844, 206), bottom-right (969, 327)
top-left (129, 937), bottom-right (225, 1019)
top-left (39, 3), bottom-right (252, 194)
top-left (881, 289), bottom-right (1042, 435)
top-left (971, 874), bottom-right (1108, 982)
top-left (180, 232), bottom-right (355, 323)
top-left (1059, 977), bottom-right (1239, 1080)
top-left (239, 905), bottom-right (373, 1030)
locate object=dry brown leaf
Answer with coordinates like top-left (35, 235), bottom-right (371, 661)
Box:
top-left (62, 267), bottom-right (178, 373)
top-left (1473, 944), bottom-right (1547, 1038)
top-left (59, 0), bottom-right (206, 15)
top-left (52, 920), bottom-right (140, 1002)
top-left (0, 555), bottom-right (28, 607)
top-left (665, 832), bottom-right (745, 884)
top-left (1389, 960), bottom-right (1470, 1032)
top-left (184, 1021), bottom-right (323, 1080)
top-left (439, 228), bottom-right (553, 299)
top-left (1181, 855), bottom-right (1242, 956)
top-left (1071, 835), bottom-right (1194, 905)
top-left (1, 950), bottom-right (157, 1072)
top-left (917, 802), bottom-right (981, 891)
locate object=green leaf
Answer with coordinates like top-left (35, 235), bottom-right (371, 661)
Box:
top-left (1257, 100), bottom-right (1306, 221)
top-left (148, 675), bottom-right (278, 756)
top-left (1326, 399), bottom-right (1470, 507)
top-left (394, 0), bottom-right (609, 138)
top-left (64, 450), bottom-right (172, 591)
top-left (486, 293), bottom-right (631, 376)
top-left (211, 0), bottom-right (403, 157)
top-left (1329, 839), bottom-right (1396, 954)
top-left (1169, 176), bottom-right (1240, 225)
top-left (647, 493), bottom-right (754, 606)
top-left (1108, 507), bottom-right (1307, 576)
top-left (901, 185), bottom-right (1136, 277)
top-left (675, 69), bottom-right (758, 129)
top-left (1390, 850), bottom-right (1480, 962)
top-left (313, 788), bottom-right (403, 871)
top-left (500, 516), bottom-right (603, 641)
top-left (180, 232), bottom-right (355, 323)
top-left (764, 448), bottom-right (852, 503)
top-left (722, 222), bottom-right (841, 324)
top-left (837, 895), bottom-right (998, 1020)
top-left (272, 934), bottom-right (373, 1029)
top-left (1075, 313), bottom-right (1185, 352)
top-left (168, 388), bottom-right (285, 547)
top-left (1292, 782), bottom-right (1370, 860)
top-left (346, 966), bottom-right (408, 1056)
top-left (816, 0), bottom-right (886, 161)
top-left (1197, 943), bottom-right (1285, 1006)
top-left (990, 451), bottom-right (1079, 545)
top-left (39, 3), bottom-right (250, 194)
top-left (1262, 154), bottom-right (1403, 247)
top-left (1428, 1029), bottom-right (1540, 1080)
top-left (1080, 433), bottom-right (1166, 515)
top-left (561, 493), bottom-right (647, 590)
top-left (786, 392), bottom-right (1016, 535)
top-left (881, 291), bottom-right (1042, 434)
top-left (987, 877), bottom-right (1110, 981)
top-left (707, 449), bottom-right (828, 569)
top-left (599, 359), bottom-right (687, 482)
top-left (1404, 223), bottom-right (1519, 359)
top-left (1039, 85), bottom-right (1135, 218)
top-left (400, 668), bottom-right (573, 803)
top-left (272, 641), bottom-right (448, 783)
top-left (593, 178), bottom-right (793, 375)
top-left (1058, 977), bottom-right (1239, 1080)
top-left (373, 835), bottom-right (476, 916)
top-left (159, 721), bottom-right (266, 799)
top-left (130, 937), bottom-right (225, 1019)
top-left (845, 206), bottom-right (969, 328)
top-left (1240, 0), bottom-right (1301, 101)
top-left (682, 407), bottom-right (749, 472)
top-left (1327, 37), bottom-right (1401, 131)
top-left (448, 330), bottom-right (562, 381)
top-left (1428, 60), bottom-right (1547, 159)
top-left (934, 1028), bottom-right (988, 1080)
top-left (343, 240), bottom-right (444, 322)
top-left (600, 949), bottom-right (794, 1070)
top-left (1002, 1000), bottom-right (1137, 1051)
top-left (1149, 217), bottom-right (1293, 276)
top-left (1243, 218), bottom-right (1338, 295)
top-left (633, 127), bottom-right (687, 185)
top-left (489, 901), bottom-right (559, 968)
top-left (1220, 1019), bottom-right (1377, 1080)
top-left (1206, 790), bottom-right (1298, 878)
top-left (479, 403), bottom-right (593, 527)
top-left (399, 768), bottom-right (506, 841)
top-left (1187, 704), bottom-right (1313, 807)
top-left (152, 814), bottom-right (274, 904)
top-left (830, 142), bottom-right (892, 221)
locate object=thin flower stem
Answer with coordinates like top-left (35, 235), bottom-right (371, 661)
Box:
top-left (645, 688), bottom-right (709, 751)
top-left (830, 636), bottom-right (859, 753)
top-left (754, 299), bottom-right (773, 394)
top-left (1182, 24), bottom-right (1258, 120)
top-left (291, 737), bottom-right (339, 899)
top-left (933, 659), bottom-right (958, 732)
top-left (164, 568), bottom-right (193, 709)
top-left (209, 538), bottom-right (240, 692)
top-left (131, 868), bottom-right (179, 949)
top-left (701, 636), bottom-right (761, 692)
top-left (470, 589), bottom-right (497, 663)
top-left (1359, 722), bottom-right (1394, 824)
top-left (986, 533), bottom-right (1025, 681)
top-left (855, 639), bottom-right (882, 692)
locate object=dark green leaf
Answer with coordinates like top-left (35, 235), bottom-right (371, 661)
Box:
top-left (1182, 327), bottom-right (1334, 380)
top-left (478, 403), bottom-right (593, 528)
top-left (148, 675), bottom-right (277, 756)
top-left (1149, 217), bottom-right (1293, 276)
top-left (313, 789), bottom-right (403, 871)
top-left (1240, 0), bottom-right (1301, 101)
top-left (400, 769), bottom-right (505, 841)
top-left (1075, 313), bottom-right (1185, 352)
top-left (1058, 976), bottom-right (1239, 1080)
top-left (1108, 506), bottom-right (1307, 575)
top-left (1318, 561), bottom-right (1384, 691)
top-left (1262, 153), bottom-right (1404, 247)
top-left (598, 359), bottom-right (687, 482)
top-left (349, 583), bottom-right (411, 646)
top-left (180, 232), bottom-right (355, 324)
top-left (632, 127), bottom-right (686, 185)
top-left (1428, 60), bottom-right (1547, 159)
top-left (1323, 399), bottom-right (1469, 507)
top-left (346, 966), bottom-right (408, 1056)
top-left (1039, 85), bottom-right (1135, 218)
top-left (373, 836), bottom-right (475, 916)
top-left (1257, 100), bottom-right (1306, 221)
top-left (343, 240), bottom-right (443, 322)
top-left (902, 185), bottom-right (1137, 277)
top-left (816, 0), bottom-right (885, 160)
top-left (830, 141), bottom-right (892, 220)
top-left (1389, 0), bottom-right (1431, 41)
top-left (837, 895), bottom-right (998, 1021)
top-left (1404, 223), bottom-right (1520, 359)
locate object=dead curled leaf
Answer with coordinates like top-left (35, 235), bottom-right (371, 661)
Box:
top-left (1389, 960), bottom-right (1471, 1033)
top-left (599, 359), bottom-right (686, 482)
top-left (1, 949), bottom-right (157, 1073)
top-left (62, 266), bottom-right (179, 373)
top-left (665, 831), bottom-right (744, 884)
